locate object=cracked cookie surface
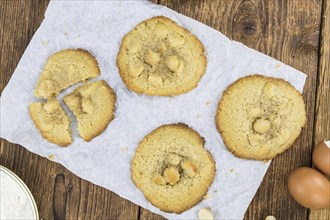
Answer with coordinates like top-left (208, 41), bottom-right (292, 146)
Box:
top-left (29, 99), bottom-right (72, 146)
top-left (216, 75), bottom-right (307, 160)
top-left (131, 124), bottom-right (215, 213)
top-left (34, 49), bottom-right (100, 99)
top-left (63, 80), bottom-right (116, 142)
top-left (117, 16), bottom-right (207, 96)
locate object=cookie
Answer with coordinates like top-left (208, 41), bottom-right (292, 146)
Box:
top-left (34, 49), bottom-right (100, 99)
top-left (63, 80), bottom-right (116, 142)
top-left (215, 75), bottom-right (307, 160)
top-left (29, 99), bottom-right (72, 146)
top-left (131, 124), bottom-right (215, 213)
top-left (117, 16), bottom-right (207, 96)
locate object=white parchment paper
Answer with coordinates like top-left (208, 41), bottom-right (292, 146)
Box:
top-left (0, 1), bottom-right (307, 219)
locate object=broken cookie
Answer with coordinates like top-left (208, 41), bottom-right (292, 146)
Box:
top-left (29, 99), bottom-right (72, 146)
top-left (63, 80), bottom-right (116, 142)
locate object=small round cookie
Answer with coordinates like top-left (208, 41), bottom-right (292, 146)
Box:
top-left (131, 124), bottom-right (215, 214)
top-left (216, 75), bottom-right (307, 160)
top-left (117, 16), bottom-right (207, 96)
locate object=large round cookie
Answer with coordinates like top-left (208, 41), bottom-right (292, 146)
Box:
top-left (131, 124), bottom-right (215, 213)
top-left (117, 16), bottom-right (207, 96)
top-left (216, 75), bottom-right (307, 160)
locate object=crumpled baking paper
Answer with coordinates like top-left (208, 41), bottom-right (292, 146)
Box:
top-left (0, 0), bottom-right (307, 219)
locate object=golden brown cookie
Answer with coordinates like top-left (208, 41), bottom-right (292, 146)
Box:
top-left (215, 75), bottom-right (307, 160)
top-left (117, 16), bottom-right (207, 96)
top-left (131, 124), bottom-right (215, 213)
top-left (29, 99), bottom-right (72, 146)
top-left (63, 80), bottom-right (116, 142)
top-left (34, 49), bottom-right (100, 99)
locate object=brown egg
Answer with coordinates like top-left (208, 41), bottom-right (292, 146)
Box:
top-left (313, 140), bottom-right (330, 176)
top-left (288, 167), bottom-right (330, 210)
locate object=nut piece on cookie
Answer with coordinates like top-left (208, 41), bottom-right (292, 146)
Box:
top-left (163, 167), bottom-right (180, 185)
top-left (129, 61), bottom-right (144, 78)
top-left (263, 82), bottom-right (276, 96)
top-left (158, 43), bottom-right (168, 53)
top-left (181, 160), bottom-right (199, 177)
top-left (148, 74), bottom-right (163, 86)
top-left (42, 99), bottom-right (59, 113)
top-left (165, 55), bottom-right (180, 72)
top-left (145, 50), bottom-right (160, 66)
top-left (39, 119), bottom-right (55, 132)
top-left (129, 39), bottom-right (142, 54)
top-left (253, 118), bottom-right (271, 134)
top-left (155, 22), bottom-right (169, 37)
top-left (37, 79), bottom-right (58, 98)
top-left (168, 33), bottom-right (185, 48)
top-left (165, 153), bottom-right (182, 166)
top-left (152, 174), bottom-right (166, 185)
top-left (81, 97), bottom-right (94, 113)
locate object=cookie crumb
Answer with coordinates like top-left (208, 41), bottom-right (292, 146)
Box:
top-left (203, 193), bottom-right (211, 200)
top-left (198, 208), bottom-right (213, 220)
top-left (265, 215), bottom-right (276, 220)
top-left (47, 154), bottom-right (56, 161)
top-left (275, 63), bottom-right (282, 68)
top-left (121, 147), bottom-right (128, 153)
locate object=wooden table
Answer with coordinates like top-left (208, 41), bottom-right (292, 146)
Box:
top-left (1, 1), bottom-right (329, 219)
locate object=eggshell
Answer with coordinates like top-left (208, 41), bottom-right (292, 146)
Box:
top-left (312, 140), bottom-right (330, 175)
top-left (288, 167), bottom-right (330, 210)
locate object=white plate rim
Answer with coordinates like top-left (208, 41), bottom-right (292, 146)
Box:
top-left (0, 165), bottom-right (39, 220)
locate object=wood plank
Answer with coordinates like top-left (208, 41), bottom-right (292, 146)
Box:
top-left (0, 1), bottom-right (139, 220)
top-left (309, 0), bottom-right (330, 219)
top-left (140, 0), bottom-right (322, 219)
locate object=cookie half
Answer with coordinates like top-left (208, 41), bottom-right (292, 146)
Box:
top-left (63, 80), bottom-right (116, 142)
top-left (117, 16), bottom-right (207, 96)
top-left (215, 75), bottom-right (307, 160)
top-left (34, 49), bottom-right (100, 99)
top-left (29, 99), bottom-right (72, 146)
top-left (131, 124), bottom-right (215, 213)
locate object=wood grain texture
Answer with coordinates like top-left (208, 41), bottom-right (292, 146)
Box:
top-left (309, 0), bottom-right (330, 219)
top-left (0, 0), bottom-right (328, 220)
